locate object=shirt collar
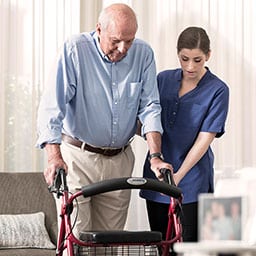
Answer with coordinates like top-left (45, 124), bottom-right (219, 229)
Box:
top-left (92, 31), bottom-right (110, 62)
top-left (177, 66), bottom-right (210, 82)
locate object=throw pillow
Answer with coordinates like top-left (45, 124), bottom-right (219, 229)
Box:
top-left (0, 212), bottom-right (55, 249)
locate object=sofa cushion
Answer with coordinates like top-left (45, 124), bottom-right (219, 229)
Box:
top-left (0, 172), bottom-right (58, 245)
top-left (0, 249), bottom-right (56, 256)
top-left (0, 212), bottom-right (55, 249)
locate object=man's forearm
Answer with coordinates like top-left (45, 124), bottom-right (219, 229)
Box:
top-left (145, 131), bottom-right (162, 154)
top-left (44, 143), bottom-right (68, 186)
top-left (45, 143), bottom-right (62, 163)
top-left (145, 131), bottom-right (173, 179)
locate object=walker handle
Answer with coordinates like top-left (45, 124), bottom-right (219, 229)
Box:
top-left (160, 168), bottom-right (176, 186)
top-left (48, 168), bottom-right (67, 198)
top-left (81, 177), bottom-right (182, 199)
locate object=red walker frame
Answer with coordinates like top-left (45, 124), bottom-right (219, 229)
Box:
top-left (49, 168), bottom-right (183, 256)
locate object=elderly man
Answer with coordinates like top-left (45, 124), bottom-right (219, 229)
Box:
top-left (36, 3), bottom-right (172, 235)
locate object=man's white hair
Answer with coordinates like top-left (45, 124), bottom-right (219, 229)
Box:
top-left (98, 3), bottom-right (138, 31)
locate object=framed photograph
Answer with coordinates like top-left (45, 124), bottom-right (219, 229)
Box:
top-left (198, 194), bottom-right (246, 241)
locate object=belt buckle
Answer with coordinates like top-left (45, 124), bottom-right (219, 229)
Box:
top-left (81, 142), bottom-right (86, 151)
top-left (103, 148), bottom-right (111, 156)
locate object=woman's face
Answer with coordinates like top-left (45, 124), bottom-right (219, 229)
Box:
top-left (178, 48), bottom-right (210, 80)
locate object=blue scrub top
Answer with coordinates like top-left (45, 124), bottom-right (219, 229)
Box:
top-left (140, 68), bottom-right (229, 204)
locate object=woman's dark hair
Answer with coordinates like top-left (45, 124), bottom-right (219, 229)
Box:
top-left (177, 26), bottom-right (210, 54)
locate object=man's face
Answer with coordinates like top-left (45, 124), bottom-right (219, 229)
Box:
top-left (96, 21), bottom-right (136, 62)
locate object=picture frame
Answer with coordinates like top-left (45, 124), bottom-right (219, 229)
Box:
top-left (198, 194), bottom-right (246, 241)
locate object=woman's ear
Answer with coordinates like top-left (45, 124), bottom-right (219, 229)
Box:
top-left (206, 50), bottom-right (211, 61)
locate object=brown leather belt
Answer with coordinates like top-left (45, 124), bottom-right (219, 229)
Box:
top-left (62, 134), bottom-right (127, 156)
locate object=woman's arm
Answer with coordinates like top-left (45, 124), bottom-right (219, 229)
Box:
top-left (174, 131), bottom-right (216, 185)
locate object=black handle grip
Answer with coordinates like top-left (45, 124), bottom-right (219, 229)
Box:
top-left (160, 168), bottom-right (176, 186)
top-left (48, 168), bottom-right (67, 197)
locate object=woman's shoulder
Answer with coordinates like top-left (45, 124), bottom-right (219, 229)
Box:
top-left (158, 68), bottom-right (180, 76)
top-left (157, 68), bottom-right (181, 80)
top-left (206, 68), bottom-right (229, 89)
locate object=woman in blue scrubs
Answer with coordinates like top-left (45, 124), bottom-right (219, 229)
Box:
top-left (140, 27), bottom-right (229, 242)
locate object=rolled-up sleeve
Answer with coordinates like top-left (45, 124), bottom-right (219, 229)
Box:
top-left (36, 41), bottom-right (77, 148)
top-left (138, 48), bottom-right (163, 137)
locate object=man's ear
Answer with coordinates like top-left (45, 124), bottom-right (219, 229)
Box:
top-left (96, 23), bottom-right (101, 35)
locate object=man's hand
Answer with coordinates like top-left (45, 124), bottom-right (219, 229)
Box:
top-left (150, 157), bottom-right (173, 181)
top-left (44, 144), bottom-right (68, 186)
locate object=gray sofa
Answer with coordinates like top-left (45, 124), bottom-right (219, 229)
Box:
top-left (0, 172), bottom-right (57, 256)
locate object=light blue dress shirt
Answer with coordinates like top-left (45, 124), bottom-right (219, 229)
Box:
top-left (36, 31), bottom-right (162, 148)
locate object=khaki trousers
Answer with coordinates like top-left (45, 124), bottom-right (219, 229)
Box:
top-left (57, 141), bottom-right (135, 238)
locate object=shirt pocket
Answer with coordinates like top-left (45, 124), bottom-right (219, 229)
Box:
top-left (127, 82), bottom-right (143, 109)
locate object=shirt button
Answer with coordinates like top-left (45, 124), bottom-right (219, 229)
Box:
top-left (173, 112), bottom-right (176, 115)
